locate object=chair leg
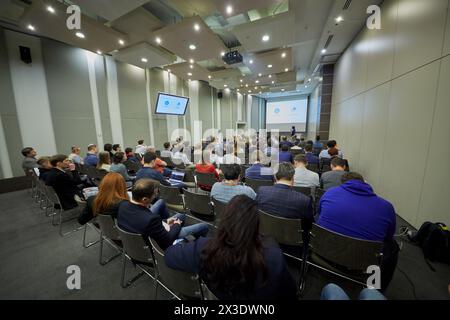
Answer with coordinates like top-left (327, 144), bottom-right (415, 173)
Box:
top-left (83, 223), bottom-right (100, 248)
top-left (98, 234), bottom-right (121, 266)
top-left (58, 210), bottom-right (83, 237)
top-left (121, 254), bottom-right (145, 288)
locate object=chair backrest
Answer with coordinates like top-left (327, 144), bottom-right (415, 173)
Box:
top-left (200, 281), bottom-right (219, 300)
top-left (306, 163), bottom-right (319, 173)
top-left (116, 224), bottom-right (154, 264)
top-left (211, 197), bottom-right (227, 221)
top-left (161, 156), bottom-right (176, 168)
top-left (310, 224), bottom-right (383, 270)
top-left (315, 188), bottom-right (326, 202)
top-left (44, 185), bottom-right (62, 207)
top-left (96, 169), bottom-right (108, 180)
top-left (97, 214), bottom-right (120, 241)
top-left (159, 184), bottom-right (183, 206)
top-left (124, 160), bottom-right (141, 173)
top-left (245, 178), bottom-right (273, 192)
top-left (258, 210), bottom-right (303, 246)
top-left (76, 163), bottom-right (88, 175)
top-left (291, 149), bottom-right (304, 156)
top-left (149, 239), bottom-right (202, 299)
top-left (86, 166), bottom-right (98, 180)
top-left (292, 186), bottom-right (311, 196)
top-left (183, 189), bottom-right (213, 216)
top-left (177, 168), bottom-right (195, 183)
top-left (195, 172), bottom-right (217, 188)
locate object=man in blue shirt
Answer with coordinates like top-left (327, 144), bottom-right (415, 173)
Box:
top-left (304, 144), bottom-right (319, 164)
top-left (84, 144), bottom-right (99, 167)
top-left (278, 144), bottom-right (293, 163)
top-left (245, 151), bottom-right (274, 181)
top-left (317, 172), bottom-right (399, 290)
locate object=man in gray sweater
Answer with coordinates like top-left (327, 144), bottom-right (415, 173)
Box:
top-left (21, 147), bottom-right (38, 173)
top-left (320, 157), bottom-right (347, 190)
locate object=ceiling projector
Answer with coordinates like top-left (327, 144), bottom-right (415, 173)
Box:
top-left (222, 51), bottom-right (243, 65)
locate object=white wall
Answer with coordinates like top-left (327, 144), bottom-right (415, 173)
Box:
top-left (330, 0), bottom-right (450, 228)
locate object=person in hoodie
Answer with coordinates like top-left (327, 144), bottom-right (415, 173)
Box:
top-left (317, 172), bottom-right (398, 291)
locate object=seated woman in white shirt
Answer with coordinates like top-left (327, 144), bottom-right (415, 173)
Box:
top-left (96, 151), bottom-right (111, 172)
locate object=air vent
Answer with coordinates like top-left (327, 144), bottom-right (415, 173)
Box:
top-left (324, 35), bottom-right (334, 49)
top-left (342, 0), bottom-right (352, 10)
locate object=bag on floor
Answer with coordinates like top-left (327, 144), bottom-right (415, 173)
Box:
top-left (411, 222), bottom-right (450, 264)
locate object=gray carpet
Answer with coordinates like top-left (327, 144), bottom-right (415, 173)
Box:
top-left (0, 190), bottom-right (449, 300)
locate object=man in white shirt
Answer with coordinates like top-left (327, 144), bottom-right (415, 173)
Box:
top-left (135, 139), bottom-right (147, 155)
top-left (222, 143), bottom-right (242, 164)
top-left (160, 142), bottom-right (173, 158)
top-left (293, 154), bottom-right (320, 188)
top-left (172, 146), bottom-right (193, 166)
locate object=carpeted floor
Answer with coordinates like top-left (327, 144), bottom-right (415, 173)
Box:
top-left (0, 190), bottom-right (448, 300)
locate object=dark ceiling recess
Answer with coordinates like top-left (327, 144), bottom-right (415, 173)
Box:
top-left (342, 0), bottom-right (353, 10)
top-left (324, 34), bottom-right (334, 49)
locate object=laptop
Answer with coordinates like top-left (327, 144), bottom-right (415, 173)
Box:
top-left (167, 171), bottom-right (185, 186)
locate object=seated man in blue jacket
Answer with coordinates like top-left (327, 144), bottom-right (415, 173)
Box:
top-left (317, 172), bottom-right (399, 291)
top-left (245, 151), bottom-right (274, 181)
top-left (117, 178), bottom-right (209, 250)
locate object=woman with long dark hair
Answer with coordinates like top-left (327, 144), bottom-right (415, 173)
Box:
top-left (164, 195), bottom-right (297, 300)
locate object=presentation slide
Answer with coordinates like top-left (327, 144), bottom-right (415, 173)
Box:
top-left (155, 93), bottom-right (189, 115)
top-left (266, 99), bottom-right (308, 132)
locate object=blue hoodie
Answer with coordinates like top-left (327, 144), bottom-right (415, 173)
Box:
top-left (317, 180), bottom-right (396, 242)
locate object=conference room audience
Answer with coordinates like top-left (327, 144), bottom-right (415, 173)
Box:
top-left (211, 164), bottom-right (256, 203)
top-left (110, 152), bottom-right (132, 181)
top-left (304, 144), bottom-right (319, 164)
top-left (161, 142), bottom-right (173, 158)
top-left (104, 143), bottom-right (114, 159)
top-left (117, 179), bottom-right (208, 250)
top-left (146, 146), bottom-right (171, 175)
top-left (293, 155), bottom-right (320, 188)
top-left (172, 146), bottom-right (193, 166)
top-left (78, 172), bottom-right (129, 225)
top-left (84, 144), bottom-right (99, 167)
top-left (209, 149), bottom-right (223, 166)
top-left (320, 157), bottom-right (347, 190)
top-left (97, 152), bottom-right (111, 172)
top-left (278, 144), bottom-right (293, 163)
top-left (135, 139), bottom-right (147, 155)
top-left (136, 153), bottom-right (170, 186)
top-left (195, 151), bottom-right (219, 191)
top-left (125, 148), bottom-right (139, 163)
top-left (37, 157), bottom-right (52, 183)
top-left (319, 140), bottom-right (344, 159)
top-left (68, 146), bottom-right (83, 165)
top-left (280, 136), bottom-right (293, 149)
top-left (257, 162), bottom-right (313, 220)
top-left (45, 154), bottom-right (83, 210)
top-left (317, 172), bottom-right (399, 290)
top-left (245, 151), bottom-right (274, 181)
top-left (112, 144), bottom-right (121, 155)
top-left (21, 147), bottom-right (38, 172)
top-left (222, 143), bottom-right (242, 165)
top-left (164, 195), bottom-right (297, 300)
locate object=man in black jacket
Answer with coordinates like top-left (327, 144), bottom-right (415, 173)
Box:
top-left (117, 179), bottom-right (208, 250)
top-left (45, 154), bottom-right (83, 210)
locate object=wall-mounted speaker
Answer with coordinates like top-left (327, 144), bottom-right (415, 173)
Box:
top-left (19, 46), bottom-right (32, 64)
top-left (218, 91), bottom-right (223, 99)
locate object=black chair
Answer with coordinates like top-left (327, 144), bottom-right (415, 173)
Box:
top-left (195, 172), bottom-right (218, 190)
top-left (176, 168), bottom-right (196, 188)
top-left (149, 239), bottom-right (202, 300)
top-left (245, 178), bottom-right (273, 193)
top-left (97, 214), bottom-right (122, 265)
top-left (183, 188), bottom-right (214, 223)
top-left (320, 158), bottom-right (332, 173)
top-left (305, 224), bottom-right (384, 287)
top-left (306, 163), bottom-right (320, 173)
top-left (211, 197), bottom-right (227, 225)
top-left (124, 160), bottom-right (141, 174)
top-left (158, 184), bottom-right (184, 212)
top-left (292, 186), bottom-right (312, 197)
top-left (161, 156), bottom-right (176, 169)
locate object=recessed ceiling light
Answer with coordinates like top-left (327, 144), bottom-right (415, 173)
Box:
top-left (281, 89), bottom-right (285, 92)
top-left (141, 58), bottom-right (148, 63)
top-left (237, 89), bottom-right (240, 92)
top-left (208, 75), bottom-right (212, 79)
top-left (240, 79), bottom-right (243, 83)
top-left (224, 84), bottom-right (228, 87)
top-left (187, 72), bottom-right (192, 76)
top-left (281, 52), bottom-right (286, 58)
top-left (259, 91), bottom-right (262, 94)
top-left (226, 5), bottom-right (233, 15)
top-left (27, 24), bottom-right (35, 31)
top-left (321, 49), bottom-right (327, 54)
top-left (271, 81), bottom-right (275, 84)
top-left (258, 73), bottom-right (262, 77)
top-left (335, 16), bottom-right (344, 23)
top-left (305, 85), bottom-right (308, 88)
top-left (75, 32), bottom-right (85, 39)
top-left (189, 44), bottom-right (196, 50)
top-left (245, 84), bottom-right (249, 87)
top-left (255, 80), bottom-right (259, 84)
top-left (189, 64), bottom-right (194, 69)
top-left (248, 90), bottom-right (252, 93)
top-left (221, 51), bottom-right (225, 57)
top-left (118, 39), bottom-right (125, 45)
top-left (262, 34), bottom-right (270, 42)
top-left (268, 75), bottom-right (272, 78)
top-left (249, 60), bottom-right (253, 64)
top-left (267, 64), bottom-right (273, 68)
top-left (254, 86), bottom-right (258, 90)
top-left (96, 50), bottom-right (102, 55)
top-left (189, 59), bottom-right (194, 64)
top-left (156, 37), bottom-right (162, 44)
top-left (194, 23), bottom-right (200, 31)
top-left (284, 68), bottom-right (289, 72)
top-left (47, 6), bottom-right (55, 13)
top-left (308, 78), bottom-right (311, 82)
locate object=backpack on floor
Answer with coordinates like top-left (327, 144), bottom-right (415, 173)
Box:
top-left (411, 222), bottom-right (450, 265)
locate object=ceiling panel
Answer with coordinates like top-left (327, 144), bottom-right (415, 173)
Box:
top-left (0, 0), bottom-right (26, 24)
top-left (152, 15), bottom-right (228, 62)
top-left (232, 11), bottom-right (295, 52)
top-left (20, 0), bottom-right (128, 54)
top-left (71, 0), bottom-right (150, 22)
top-left (244, 47), bottom-right (293, 76)
top-left (113, 42), bottom-right (176, 69)
top-left (212, 0), bottom-right (284, 18)
top-left (165, 0), bottom-right (217, 17)
top-left (110, 8), bottom-right (163, 45)
top-left (165, 62), bottom-right (210, 82)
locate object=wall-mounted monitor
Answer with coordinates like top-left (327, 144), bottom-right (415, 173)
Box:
top-left (155, 92), bottom-right (189, 116)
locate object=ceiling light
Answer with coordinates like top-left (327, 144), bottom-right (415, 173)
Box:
top-left (248, 90), bottom-right (252, 93)
top-left (255, 80), bottom-right (259, 84)
top-left (268, 75), bottom-right (272, 78)
top-left (156, 37), bottom-right (162, 44)
top-left (75, 32), bottom-right (85, 39)
top-left (281, 89), bottom-right (285, 92)
top-left (321, 49), bottom-right (327, 54)
top-left (262, 34), bottom-right (270, 42)
top-left (27, 24), bottom-right (35, 31)
top-left (190, 64), bottom-right (194, 69)
top-left (189, 59), bottom-right (194, 64)
top-left (258, 73), bottom-right (262, 77)
top-left (284, 68), bottom-right (289, 72)
top-left (335, 16), bottom-right (344, 23)
top-left (259, 91), bottom-right (262, 94)
top-left (118, 39), bottom-right (125, 46)
top-left (281, 52), bottom-right (286, 58)
top-left (47, 6), bottom-right (55, 13)
top-left (305, 85), bottom-right (308, 88)
top-left (249, 60), bottom-right (253, 64)
top-left (308, 78), bottom-right (311, 82)
top-left (254, 86), bottom-right (258, 90)
top-left (226, 5), bottom-right (233, 15)
top-left (189, 44), bottom-right (196, 50)
top-left (141, 58), bottom-right (148, 63)
top-left (237, 89), bottom-right (240, 92)
top-left (240, 79), bottom-right (243, 83)
top-left (208, 75), bottom-right (212, 79)
top-left (245, 84), bottom-right (249, 87)
top-left (194, 23), bottom-right (200, 31)
top-left (187, 72), bottom-right (192, 76)
top-left (267, 64), bottom-right (272, 68)
top-left (96, 50), bottom-right (102, 55)
top-left (221, 51), bottom-right (225, 57)
top-left (224, 84), bottom-right (228, 87)
top-left (271, 81), bottom-right (275, 84)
